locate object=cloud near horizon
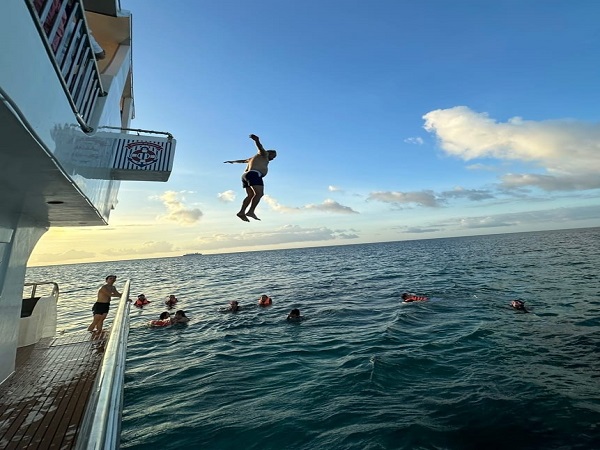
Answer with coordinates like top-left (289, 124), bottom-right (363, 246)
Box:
top-left (194, 224), bottom-right (359, 250)
top-left (395, 204), bottom-right (600, 234)
top-left (263, 196), bottom-right (359, 214)
top-left (106, 240), bottom-right (175, 256)
top-left (157, 191), bottom-right (203, 225)
top-left (423, 106), bottom-right (600, 191)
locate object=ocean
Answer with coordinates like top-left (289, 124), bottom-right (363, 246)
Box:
top-left (26, 227), bottom-right (600, 449)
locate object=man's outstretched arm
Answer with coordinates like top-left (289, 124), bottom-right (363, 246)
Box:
top-left (224, 159), bottom-right (249, 164)
top-left (249, 134), bottom-right (267, 156)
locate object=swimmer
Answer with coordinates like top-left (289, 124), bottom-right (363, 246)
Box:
top-left (258, 294), bottom-right (272, 306)
top-left (134, 294), bottom-right (150, 308)
top-left (172, 310), bottom-right (190, 324)
top-left (510, 299), bottom-right (529, 313)
top-left (228, 300), bottom-right (241, 312)
top-left (165, 294), bottom-right (178, 308)
top-left (401, 292), bottom-right (429, 303)
top-left (149, 311), bottom-right (172, 327)
top-left (287, 308), bottom-right (303, 322)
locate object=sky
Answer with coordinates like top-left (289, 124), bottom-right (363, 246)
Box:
top-left (29, 0), bottom-right (600, 266)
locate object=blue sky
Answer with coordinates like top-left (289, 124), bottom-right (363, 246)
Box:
top-left (31, 0), bottom-right (600, 265)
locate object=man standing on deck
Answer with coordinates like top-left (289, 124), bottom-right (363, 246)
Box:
top-left (87, 275), bottom-right (121, 332)
top-left (224, 134), bottom-right (277, 222)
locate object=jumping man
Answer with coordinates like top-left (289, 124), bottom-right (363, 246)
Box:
top-left (224, 134), bottom-right (277, 221)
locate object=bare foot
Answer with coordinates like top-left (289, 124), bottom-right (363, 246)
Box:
top-left (246, 212), bottom-right (261, 221)
top-left (237, 212), bottom-right (250, 222)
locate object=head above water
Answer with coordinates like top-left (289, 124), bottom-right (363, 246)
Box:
top-left (175, 310), bottom-right (187, 317)
top-left (159, 312), bottom-right (170, 320)
top-left (138, 294), bottom-right (146, 299)
top-left (106, 275), bottom-right (117, 282)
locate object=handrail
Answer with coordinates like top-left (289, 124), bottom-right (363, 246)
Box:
top-left (23, 281), bottom-right (59, 299)
top-left (76, 279), bottom-right (132, 450)
top-left (97, 125), bottom-right (174, 141)
top-left (25, 0), bottom-right (105, 132)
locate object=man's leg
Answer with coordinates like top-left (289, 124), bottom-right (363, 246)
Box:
top-left (237, 187), bottom-right (253, 221)
top-left (88, 314), bottom-right (101, 332)
top-left (246, 185), bottom-right (264, 220)
top-left (96, 313), bottom-right (107, 331)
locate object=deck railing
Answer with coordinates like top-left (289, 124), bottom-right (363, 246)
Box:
top-left (26, 0), bottom-right (105, 131)
top-left (75, 279), bottom-right (132, 450)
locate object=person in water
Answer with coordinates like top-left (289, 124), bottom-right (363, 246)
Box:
top-left (88, 275), bottom-right (122, 332)
top-left (224, 134), bottom-right (277, 222)
top-left (258, 294), bottom-right (272, 306)
top-left (171, 310), bottom-right (190, 324)
top-left (287, 308), bottom-right (303, 321)
top-left (510, 299), bottom-right (529, 313)
top-left (149, 311), bottom-right (172, 327)
top-left (401, 292), bottom-right (429, 302)
top-left (134, 294), bottom-right (150, 308)
top-left (228, 300), bottom-right (241, 312)
top-left (165, 294), bottom-right (178, 308)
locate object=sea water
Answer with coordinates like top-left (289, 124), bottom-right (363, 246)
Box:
top-left (26, 228), bottom-right (600, 449)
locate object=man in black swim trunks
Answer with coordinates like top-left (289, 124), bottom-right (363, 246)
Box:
top-left (88, 275), bottom-right (122, 332)
top-left (224, 134), bottom-right (277, 222)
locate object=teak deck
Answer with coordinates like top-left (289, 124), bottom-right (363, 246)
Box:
top-left (0, 330), bottom-right (108, 449)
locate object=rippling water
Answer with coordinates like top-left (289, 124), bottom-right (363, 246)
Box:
top-left (27, 228), bottom-right (600, 449)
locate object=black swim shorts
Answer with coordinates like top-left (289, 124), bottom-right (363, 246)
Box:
top-left (92, 302), bottom-right (110, 315)
top-left (241, 170), bottom-right (264, 188)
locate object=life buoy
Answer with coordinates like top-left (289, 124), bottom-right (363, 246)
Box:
top-left (403, 295), bottom-right (428, 302)
top-left (149, 319), bottom-right (171, 327)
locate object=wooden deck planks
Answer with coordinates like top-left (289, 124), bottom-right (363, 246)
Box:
top-left (0, 331), bottom-right (108, 450)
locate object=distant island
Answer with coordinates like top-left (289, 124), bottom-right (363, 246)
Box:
top-left (182, 252), bottom-right (202, 257)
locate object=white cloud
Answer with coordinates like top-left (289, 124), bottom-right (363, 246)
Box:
top-left (440, 187), bottom-right (495, 201)
top-left (194, 224), bottom-right (359, 249)
top-left (218, 190), bottom-right (236, 202)
top-left (263, 195), bottom-right (302, 213)
top-left (368, 187), bottom-right (495, 208)
top-left (328, 185), bottom-right (342, 192)
top-left (423, 106), bottom-right (600, 191)
top-left (263, 195), bottom-right (358, 214)
top-left (404, 137), bottom-right (424, 145)
top-left (157, 191), bottom-right (203, 225)
top-left (30, 248), bottom-right (96, 264)
top-left (396, 204), bottom-right (600, 234)
top-left (304, 199), bottom-right (359, 214)
top-left (465, 163), bottom-right (498, 171)
top-left (107, 240), bottom-right (175, 255)
top-left (368, 190), bottom-right (440, 207)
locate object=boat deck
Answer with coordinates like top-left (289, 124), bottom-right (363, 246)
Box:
top-left (0, 330), bottom-right (108, 449)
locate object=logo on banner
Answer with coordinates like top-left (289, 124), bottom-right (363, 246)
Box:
top-left (126, 141), bottom-right (164, 168)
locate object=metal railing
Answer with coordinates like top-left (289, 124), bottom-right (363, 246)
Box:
top-left (26, 0), bottom-right (105, 131)
top-left (76, 279), bottom-right (132, 450)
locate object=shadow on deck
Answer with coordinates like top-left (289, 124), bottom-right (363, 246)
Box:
top-left (0, 330), bottom-right (109, 449)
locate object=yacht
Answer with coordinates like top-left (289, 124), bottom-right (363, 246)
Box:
top-left (0, 0), bottom-right (175, 448)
